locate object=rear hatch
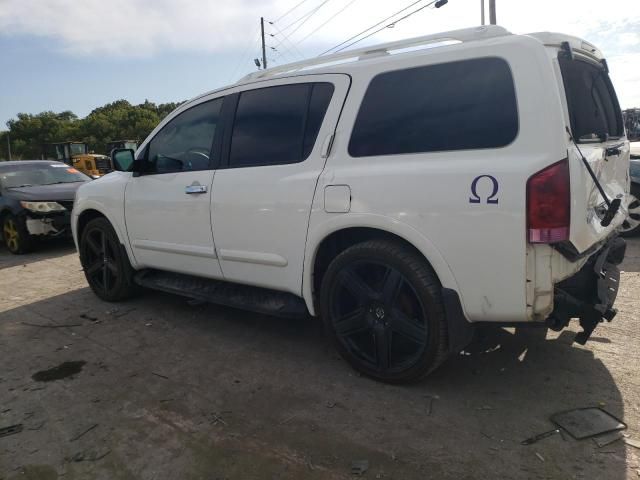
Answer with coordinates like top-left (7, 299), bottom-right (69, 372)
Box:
top-left (555, 45), bottom-right (630, 254)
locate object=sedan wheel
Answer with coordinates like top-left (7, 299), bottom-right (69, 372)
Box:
top-left (621, 192), bottom-right (640, 237)
top-left (2, 215), bottom-right (33, 254)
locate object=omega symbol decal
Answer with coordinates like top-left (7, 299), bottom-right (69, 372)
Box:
top-left (469, 175), bottom-right (499, 204)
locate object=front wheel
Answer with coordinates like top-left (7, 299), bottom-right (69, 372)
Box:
top-left (2, 214), bottom-right (34, 254)
top-left (320, 239), bottom-right (449, 383)
top-left (79, 217), bottom-right (138, 301)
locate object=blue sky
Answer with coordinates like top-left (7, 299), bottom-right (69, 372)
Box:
top-left (1, 0), bottom-right (639, 129)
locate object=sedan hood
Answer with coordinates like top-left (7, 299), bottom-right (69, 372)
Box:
top-left (5, 182), bottom-right (87, 201)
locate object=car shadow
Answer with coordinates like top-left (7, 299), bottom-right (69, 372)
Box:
top-left (0, 285), bottom-right (629, 479)
top-left (0, 237), bottom-right (76, 270)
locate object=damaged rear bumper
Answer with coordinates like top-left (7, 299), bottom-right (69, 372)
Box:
top-left (547, 237), bottom-right (626, 344)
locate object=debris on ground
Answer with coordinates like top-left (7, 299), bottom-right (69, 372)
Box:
top-left (70, 423), bottom-right (98, 442)
top-left (21, 322), bottom-right (82, 328)
top-left (79, 313), bottom-right (98, 322)
top-left (351, 459), bottom-right (369, 475)
top-left (279, 413), bottom-right (298, 425)
top-left (551, 407), bottom-right (626, 440)
top-left (27, 421), bottom-right (46, 431)
top-left (521, 428), bottom-right (561, 445)
top-left (535, 452), bottom-right (545, 462)
top-left (0, 424), bottom-right (23, 438)
top-left (208, 413), bottom-right (227, 426)
top-left (106, 307), bottom-right (136, 318)
top-left (67, 449), bottom-right (111, 462)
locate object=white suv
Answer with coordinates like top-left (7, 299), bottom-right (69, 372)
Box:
top-left (73, 26), bottom-right (631, 382)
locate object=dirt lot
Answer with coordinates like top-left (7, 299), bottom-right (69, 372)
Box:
top-left (0, 238), bottom-right (639, 480)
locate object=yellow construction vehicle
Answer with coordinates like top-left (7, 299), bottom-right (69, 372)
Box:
top-left (42, 142), bottom-right (113, 177)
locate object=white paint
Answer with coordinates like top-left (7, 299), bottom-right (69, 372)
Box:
top-left (324, 185), bottom-right (351, 213)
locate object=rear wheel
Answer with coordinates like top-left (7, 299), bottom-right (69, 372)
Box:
top-left (320, 239), bottom-right (448, 383)
top-left (2, 214), bottom-right (34, 254)
top-left (79, 217), bottom-right (138, 301)
top-left (620, 186), bottom-right (640, 237)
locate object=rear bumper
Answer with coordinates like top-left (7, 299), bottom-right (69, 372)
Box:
top-left (547, 236), bottom-right (626, 344)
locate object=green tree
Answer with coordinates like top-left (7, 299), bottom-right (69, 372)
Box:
top-left (4, 99), bottom-right (184, 159)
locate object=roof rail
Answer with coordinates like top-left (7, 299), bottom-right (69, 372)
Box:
top-left (239, 25), bottom-right (510, 83)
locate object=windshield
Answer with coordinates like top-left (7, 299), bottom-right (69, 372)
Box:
top-left (0, 163), bottom-right (91, 188)
top-left (70, 143), bottom-right (87, 156)
top-left (559, 56), bottom-right (623, 142)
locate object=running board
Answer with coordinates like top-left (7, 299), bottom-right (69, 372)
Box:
top-left (134, 270), bottom-right (309, 318)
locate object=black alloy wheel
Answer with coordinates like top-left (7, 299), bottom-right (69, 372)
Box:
top-left (79, 217), bottom-right (137, 301)
top-left (321, 239), bottom-right (448, 383)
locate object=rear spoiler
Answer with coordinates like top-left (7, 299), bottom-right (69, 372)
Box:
top-left (559, 40), bottom-right (608, 72)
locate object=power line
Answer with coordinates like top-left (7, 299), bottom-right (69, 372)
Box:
top-left (269, 22), bottom-right (307, 61)
top-left (227, 29), bottom-right (263, 82)
top-left (332, 0), bottom-right (439, 54)
top-left (276, 0), bottom-right (331, 34)
top-left (293, 0), bottom-right (359, 46)
top-left (318, 0), bottom-right (427, 56)
top-left (273, 0), bottom-right (314, 23)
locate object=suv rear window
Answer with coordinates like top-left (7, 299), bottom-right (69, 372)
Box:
top-left (559, 57), bottom-right (623, 141)
top-left (348, 57), bottom-right (518, 157)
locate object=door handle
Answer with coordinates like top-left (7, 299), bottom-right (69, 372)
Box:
top-left (185, 184), bottom-right (207, 194)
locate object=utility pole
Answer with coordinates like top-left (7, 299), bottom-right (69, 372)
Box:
top-left (489, 0), bottom-right (496, 25)
top-left (6, 133), bottom-right (11, 161)
top-left (480, 0), bottom-right (485, 25)
top-left (260, 17), bottom-right (267, 70)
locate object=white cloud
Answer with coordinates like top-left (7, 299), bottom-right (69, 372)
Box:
top-left (1, 0), bottom-right (638, 105)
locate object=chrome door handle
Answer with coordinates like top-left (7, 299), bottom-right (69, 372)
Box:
top-left (185, 184), bottom-right (207, 194)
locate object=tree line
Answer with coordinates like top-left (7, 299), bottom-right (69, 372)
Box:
top-left (0, 99), bottom-right (184, 160)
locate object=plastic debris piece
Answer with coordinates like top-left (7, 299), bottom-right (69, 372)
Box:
top-left (593, 430), bottom-right (624, 448)
top-left (551, 407), bottom-right (626, 440)
top-left (351, 460), bottom-right (369, 475)
top-left (521, 428), bottom-right (561, 445)
top-left (0, 424), bottom-right (23, 438)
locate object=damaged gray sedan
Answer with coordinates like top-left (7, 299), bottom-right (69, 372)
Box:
top-left (0, 161), bottom-right (91, 254)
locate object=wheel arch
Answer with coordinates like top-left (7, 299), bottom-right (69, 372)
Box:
top-left (74, 206), bottom-right (137, 266)
top-left (303, 215), bottom-right (461, 317)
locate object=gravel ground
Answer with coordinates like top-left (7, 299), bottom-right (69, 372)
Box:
top-left (0, 237), bottom-right (639, 479)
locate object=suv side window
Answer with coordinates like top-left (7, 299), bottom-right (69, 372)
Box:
top-left (229, 83), bottom-right (334, 168)
top-left (349, 57), bottom-right (519, 157)
top-left (146, 98), bottom-right (223, 174)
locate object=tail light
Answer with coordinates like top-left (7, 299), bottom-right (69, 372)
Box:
top-left (527, 159), bottom-right (570, 243)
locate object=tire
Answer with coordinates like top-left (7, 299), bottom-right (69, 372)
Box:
top-left (2, 214), bottom-right (34, 254)
top-left (320, 239), bottom-right (449, 383)
top-left (79, 217), bottom-right (138, 302)
top-left (620, 185), bottom-right (640, 237)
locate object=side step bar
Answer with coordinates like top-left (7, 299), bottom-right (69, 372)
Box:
top-left (134, 270), bottom-right (309, 318)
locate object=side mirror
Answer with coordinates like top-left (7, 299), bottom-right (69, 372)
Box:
top-left (111, 148), bottom-right (135, 172)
